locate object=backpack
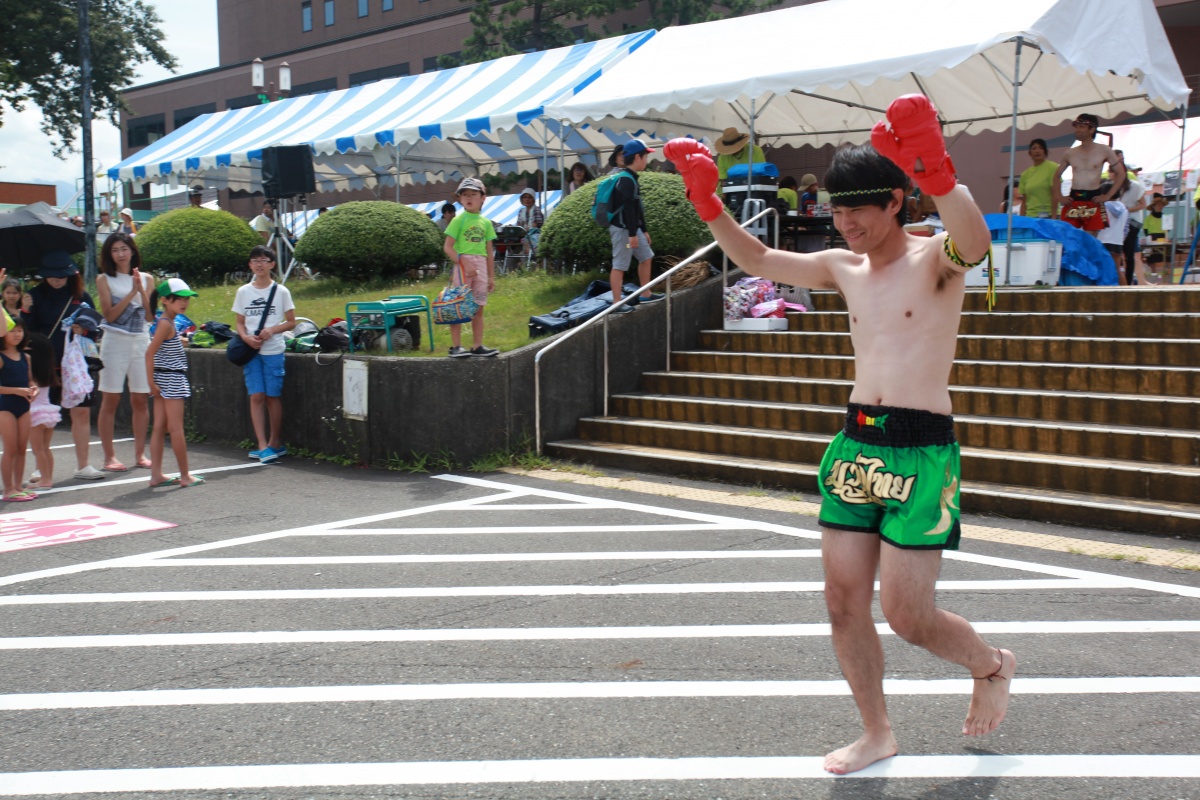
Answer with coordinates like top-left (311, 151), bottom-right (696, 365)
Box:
top-left (590, 173), bottom-right (628, 228)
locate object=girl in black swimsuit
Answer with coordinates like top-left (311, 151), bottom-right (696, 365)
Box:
top-left (0, 321), bottom-right (36, 501)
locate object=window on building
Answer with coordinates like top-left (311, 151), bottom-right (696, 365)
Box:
top-left (571, 25), bottom-right (586, 43)
top-left (358, 0), bottom-right (368, 16)
top-left (382, 0), bottom-right (393, 9)
top-left (126, 114), bottom-right (166, 148)
top-left (302, 0), bottom-right (312, 31)
top-left (349, 63), bottom-right (410, 86)
top-left (324, 0), bottom-right (335, 26)
top-left (173, 103), bottom-right (217, 130)
top-left (227, 94), bottom-right (262, 110)
top-left (292, 77), bottom-right (339, 96)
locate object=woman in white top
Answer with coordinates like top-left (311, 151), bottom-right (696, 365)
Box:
top-left (95, 233), bottom-right (154, 471)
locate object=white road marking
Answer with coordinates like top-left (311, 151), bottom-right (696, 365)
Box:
top-left (3, 676), bottom-right (1195, 711)
top-left (144, 549), bottom-right (823, 566)
top-left (299, 524), bottom-right (743, 535)
top-left (436, 475), bottom-right (1200, 600)
top-left (4, 620), bottom-right (1199, 650)
top-left (0, 487), bottom-right (538, 588)
top-left (29, 437), bottom-right (133, 453)
top-left (29, 461), bottom-right (265, 496)
top-left (0, 579), bottom-right (1111, 606)
top-left (3, 754), bottom-right (1199, 795)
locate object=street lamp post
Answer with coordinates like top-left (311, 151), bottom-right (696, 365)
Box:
top-left (252, 58), bottom-right (292, 104)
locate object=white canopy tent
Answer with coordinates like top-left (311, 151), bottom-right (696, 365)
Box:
top-left (109, 32), bottom-right (657, 194)
top-left (547, 0), bottom-right (1189, 146)
top-left (548, 0), bottom-right (1191, 278)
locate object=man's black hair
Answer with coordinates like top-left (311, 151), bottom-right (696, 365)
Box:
top-left (780, 176), bottom-right (798, 190)
top-left (250, 244), bottom-right (276, 262)
top-left (441, 203), bottom-right (456, 214)
top-left (825, 144), bottom-right (909, 226)
top-left (1029, 138), bottom-right (1048, 152)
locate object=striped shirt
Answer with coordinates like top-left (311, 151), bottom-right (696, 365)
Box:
top-left (152, 333), bottom-right (190, 399)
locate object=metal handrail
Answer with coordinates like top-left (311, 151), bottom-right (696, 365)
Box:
top-left (534, 206), bottom-right (781, 453)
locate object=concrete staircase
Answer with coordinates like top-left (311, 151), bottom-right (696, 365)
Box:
top-left (546, 286), bottom-right (1200, 537)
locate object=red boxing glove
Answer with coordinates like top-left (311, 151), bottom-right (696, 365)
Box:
top-left (871, 94), bottom-right (957, 197)
top-left (664, 138), bottom-right (725, 222)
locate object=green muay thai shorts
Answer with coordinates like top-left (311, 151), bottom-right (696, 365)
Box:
top-left (818, 403), bottom-right (962, 550)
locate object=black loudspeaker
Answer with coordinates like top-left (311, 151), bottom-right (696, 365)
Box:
top-left (262, 145), bottom-right (315, 198)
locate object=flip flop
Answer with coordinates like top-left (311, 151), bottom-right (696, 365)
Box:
top-left (180, 475), bottom-right (206, 488)
top-left (149, 477), bottom-right (181, 488)
top-left (4, 492), bottom-right (36, 502)
top-left (135, 459), bottom-right (153, 469)
top-left (102, 463), bottom-right (129, 473)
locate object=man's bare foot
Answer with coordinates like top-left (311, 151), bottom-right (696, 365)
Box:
top-left (964, 647), bottom-right (1016, 736)
top-left (823, 730), bottom-right (897, 775)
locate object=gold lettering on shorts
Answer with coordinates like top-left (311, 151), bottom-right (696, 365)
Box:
top-left (824, 452), bottom-right (916, 505)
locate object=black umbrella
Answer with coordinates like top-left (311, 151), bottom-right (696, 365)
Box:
top-left (0, 207), bottom-right (87, 273)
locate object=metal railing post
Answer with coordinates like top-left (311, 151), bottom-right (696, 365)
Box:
top-left (533, 206), bottom-right (777, 452)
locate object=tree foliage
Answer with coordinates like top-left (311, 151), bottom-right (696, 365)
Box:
top-left (135, 208), bottom-right (262, 284)
top-left (538, 171), bottom-right (712, 270)
top-left (0, 0), bottom-right (177, 156)
top-left (293, 202), bottom-right (446, 281)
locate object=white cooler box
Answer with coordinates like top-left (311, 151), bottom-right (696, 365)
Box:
top-left (965, 241), bottom-right (1062, 287)
top-left (724, 317), bottom-right (789, 331)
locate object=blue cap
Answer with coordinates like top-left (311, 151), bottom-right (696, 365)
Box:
top-left (622, 139), bottom-right (655, 158)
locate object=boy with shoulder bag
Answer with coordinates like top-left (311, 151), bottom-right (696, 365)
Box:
top-left (231, 245), bottom-right (296, 463)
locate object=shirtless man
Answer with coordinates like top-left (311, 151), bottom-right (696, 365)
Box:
top-left (665, 95), bottom-right (1016, 776)
top-left (1052, 113), bottom-right (1123, 233)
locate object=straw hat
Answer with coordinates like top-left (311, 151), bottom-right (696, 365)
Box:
top-left (713, 128), bottom-right (751, 155)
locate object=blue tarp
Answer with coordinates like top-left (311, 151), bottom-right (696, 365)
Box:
top-left (984, 214), bottom-right (1118, 286)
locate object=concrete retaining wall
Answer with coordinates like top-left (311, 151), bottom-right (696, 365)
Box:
top-left (117, 274), bottom-right (723, 466)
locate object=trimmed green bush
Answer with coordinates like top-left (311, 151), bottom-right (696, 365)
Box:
top-left (538, 171), bottom-right (713, 270)
top-left (135, 207), bottom-right (262, 283)
top-left (293, 201), bottom-right (444, 281)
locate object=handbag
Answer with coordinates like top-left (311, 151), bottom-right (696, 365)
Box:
top-left (432, 262), bottom-right (480, 325)
top-left (227, 284), bottom-right (277, 366)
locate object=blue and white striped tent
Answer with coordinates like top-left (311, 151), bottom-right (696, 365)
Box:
top-left (282, 190), bottom-right (563, 238)
top-left (109, 33), bottom-right (656, 194)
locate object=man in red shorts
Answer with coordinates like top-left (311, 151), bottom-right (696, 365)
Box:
top-left (1053, 113), bottom-right (1124, 234)
top-left (665, 95), bottom-right (1016, 776)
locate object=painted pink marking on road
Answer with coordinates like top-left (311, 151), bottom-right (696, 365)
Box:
top-left (0, 503), bottom-right (174, 553)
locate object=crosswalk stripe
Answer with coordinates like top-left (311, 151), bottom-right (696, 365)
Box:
top-left (4, 754), bottom-right (1199, 794)
top-left (3, 676), bottom-right (1195, 711)
top-left (0, 579), bottom-right (1114, 605)
top-left (141, 549), bottom-right (822, 565)
top-left (3, 620), bottom-right (1199, 650)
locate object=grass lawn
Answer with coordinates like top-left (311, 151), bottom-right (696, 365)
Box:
top-left (182, 268), bottom-right (604, 357)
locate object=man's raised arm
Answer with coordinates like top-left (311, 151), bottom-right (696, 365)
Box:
top-left (871, 95), bottom-right (990, 265)
top-left (664, 139), bottom-right (835, 289)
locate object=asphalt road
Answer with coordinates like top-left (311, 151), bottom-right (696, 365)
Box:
top-left (1, 437), bottom-right (1198, 799)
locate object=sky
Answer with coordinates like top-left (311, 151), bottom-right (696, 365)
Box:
top-left (0, 1), bottom-right (220, 203)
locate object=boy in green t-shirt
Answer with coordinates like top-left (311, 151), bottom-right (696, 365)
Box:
top-left (442, 177), bottom-right (499, 358)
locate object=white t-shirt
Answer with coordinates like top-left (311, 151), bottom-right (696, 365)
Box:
top-left (250, 214), bottom-right (277, 236)
top-left (1119, 180), bottom-right (1146, 223)
top-left (232, 281), bottom-right (295, 356)
top-left (1098, 201), bottom-right (1129, 246)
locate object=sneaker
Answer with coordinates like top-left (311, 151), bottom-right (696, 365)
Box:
top-left (29, 471), bottom-right (40, 483)
top-left (259, 447), bottom-right (281, 465)
top-left (638, 293), bottom-right (666, 304)
top-left (273, 445), bottom-right (288, 457)
top-left (73, 466), bottom-right (106, 481)
top-left (248, 449), bottom-right (263, 460)
top-left (611, 304), bottom-right (635, 314)
top-left (469, 345), bottom-right (499, 357)
top-left (448, 346), bottom-right (471, 358)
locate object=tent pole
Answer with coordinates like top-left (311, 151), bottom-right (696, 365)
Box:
top-left (1004, 37), bottom-right (1023, 287)
top-left (1171, 108), bottom-right (1186, 280)
top-left (394, 146), bottom-right (401, 203)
